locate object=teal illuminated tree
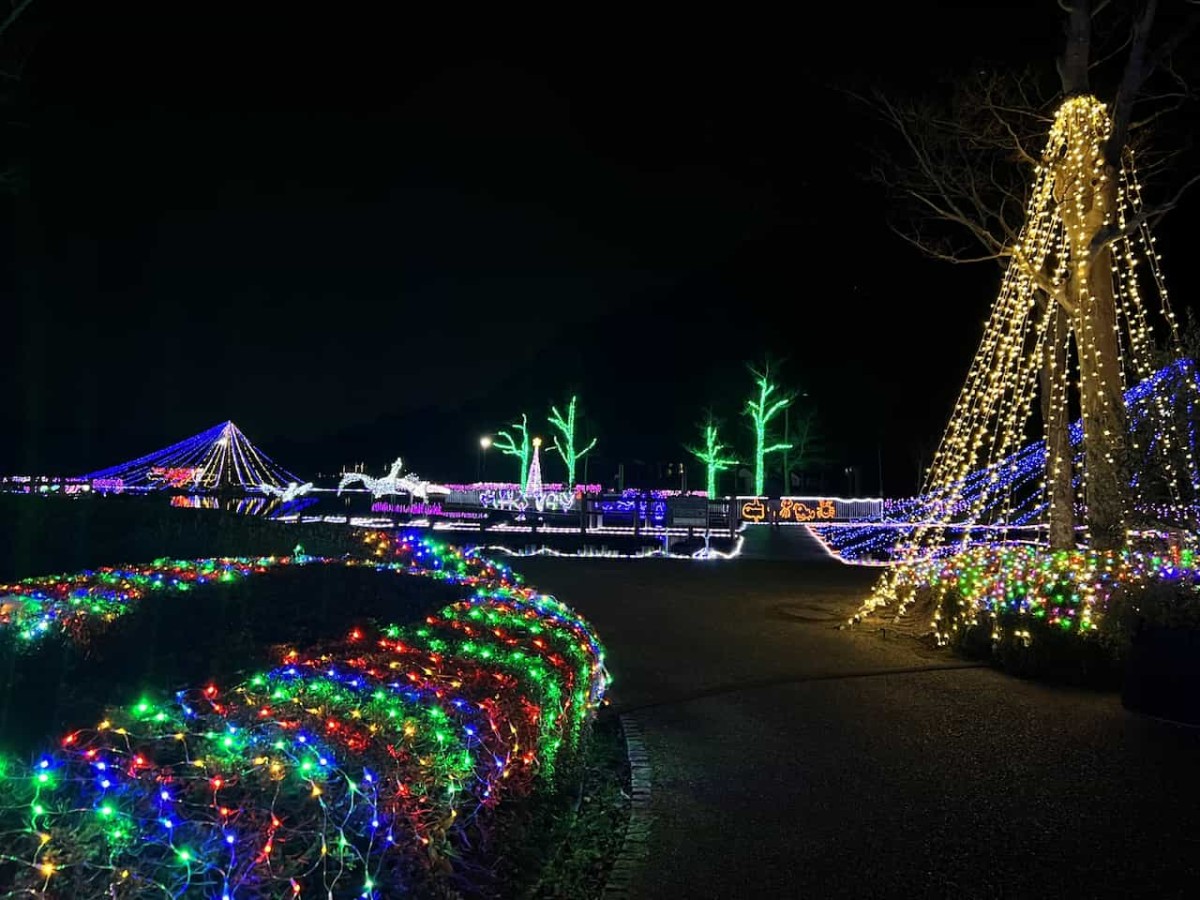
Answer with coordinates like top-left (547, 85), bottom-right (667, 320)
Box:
top-left (744, 362), bottom-right (795, 496)
top-left (687, 416), bottom-right (737, 497)
top-left (494, 414), bottom-right (532, 490)
top-left (549, 395), bottom-right (597, 489)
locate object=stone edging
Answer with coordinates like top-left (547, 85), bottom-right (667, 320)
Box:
top-left (601, 713), bottom-right (652, 898)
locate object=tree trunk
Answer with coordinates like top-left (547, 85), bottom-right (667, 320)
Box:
top-left (1042, 300), bottom-right (1075, 549)
top-left (1050, 0), bottom-right (1157, 552)
top-left (1058, 0), bottom-right (1092, 96)
top-left (1074, 172), bottom-right (1129, 550)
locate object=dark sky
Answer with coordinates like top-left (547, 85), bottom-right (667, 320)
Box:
top-left (3, 3), bottom-right (1197, 493)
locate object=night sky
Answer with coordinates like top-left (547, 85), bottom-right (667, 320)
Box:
top-left (3, 3), bottom-right (1197, 494)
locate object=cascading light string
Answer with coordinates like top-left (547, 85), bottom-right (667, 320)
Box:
top-left (849, 96), bottom-right (1199, 637)
top-left (0, 532), bottom-right (609, 898)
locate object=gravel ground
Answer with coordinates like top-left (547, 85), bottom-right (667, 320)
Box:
top-left (516, 547), bottom-right (1200, 900)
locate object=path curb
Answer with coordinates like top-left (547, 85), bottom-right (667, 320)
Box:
top-left (601, 714), bottom-right (652, 898)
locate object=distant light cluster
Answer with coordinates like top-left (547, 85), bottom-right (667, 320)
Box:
top-left (82, 422), bottom-right (301, 493)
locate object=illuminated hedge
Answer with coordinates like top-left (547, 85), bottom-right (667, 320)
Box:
top-left (0, 557), bottom-right (288, 647)
top-left (880, 543), bottom-right (1200, 646)
top-left (0, 534), bottom-right (609, 898)
top-left (0, 532), bottom-right (522, 651)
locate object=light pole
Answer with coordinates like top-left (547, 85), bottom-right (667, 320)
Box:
top-left (478, 436), bottom-right (492, 483)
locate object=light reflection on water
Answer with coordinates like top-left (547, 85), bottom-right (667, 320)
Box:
top-left (167, 495), bottom-right (323, 518)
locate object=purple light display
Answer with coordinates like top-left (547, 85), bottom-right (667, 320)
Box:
top-left (814, 361), bottom-right (1200, 562)
top-left (596, 498), bottom-right (667, 524)
top-left (369, 501), bottom-right (487, 520)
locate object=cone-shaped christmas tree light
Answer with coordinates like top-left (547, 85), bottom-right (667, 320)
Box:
top-left (526, 437), bottom-right (544, 496)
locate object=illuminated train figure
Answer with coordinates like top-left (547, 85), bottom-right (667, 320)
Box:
top-left (82, 421), bottom-right (303, 494)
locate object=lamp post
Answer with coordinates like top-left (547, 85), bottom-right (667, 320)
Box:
top-left (478, 436), bottom-right (492, 483)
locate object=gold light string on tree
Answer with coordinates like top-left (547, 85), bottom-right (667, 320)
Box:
top-left (867, 95), bottom-right (1199, 626)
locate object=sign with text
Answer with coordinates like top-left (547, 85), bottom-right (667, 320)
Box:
top-left (740, 497), bottom-right (840, 523)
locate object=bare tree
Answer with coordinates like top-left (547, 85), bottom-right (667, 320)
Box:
top-left (865, 5), bottom-right (1198, 271)
top-left (862, 0), bottom-right (1200, 550)
top-left (0, 1), bottom-right (35, 38)
top-left (782, 406), bottom-right (824, 493)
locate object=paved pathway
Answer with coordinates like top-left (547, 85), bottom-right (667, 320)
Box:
top-left (517, 554), bottom-right (1200, 899)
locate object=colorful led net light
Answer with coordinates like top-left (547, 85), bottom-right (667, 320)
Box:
top-left (0, 534), bottom-right (518, 651)
top-left (0, 535), bottom-right (609, 898)
top-left (0, 556), bottom-right (292, 647)
top-left (884, 543), bottom-right (1200, 645)
top-left (361, 532), bottom-right (609, 774)
top-left (357, 530), bottom-right (525, 591)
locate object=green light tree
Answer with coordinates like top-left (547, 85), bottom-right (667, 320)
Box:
top-left (744, 362), bottom-right (795, 496)
top-left (687, 416), bottom-right (737, 497)
top-left (548, 396), bottom-right (597, 489)
top-left (493, 414), bottom-right (532, 491)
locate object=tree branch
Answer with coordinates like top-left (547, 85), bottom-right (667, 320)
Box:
top-left (0, 0), bottom-right (35, 41)
top-left (884, 221), bottom-right (1011, 264)
top-left (1104, 0), bottom-right (1158, 164)
top-left (1088, 169), bottom-right (1200, 256)
top-left (856, 70), bottom-right (1053, 267)
top-left (493, 432), bottom-right (521, 457)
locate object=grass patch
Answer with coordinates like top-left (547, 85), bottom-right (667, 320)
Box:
top-left (949, 605), bottom-right (1124, 688)
top-left (0, 494), bottom-right (363, 581)
top-left (462, 713), bottom-right (630, 899)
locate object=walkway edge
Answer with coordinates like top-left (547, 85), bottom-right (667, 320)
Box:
top-left (615, 661), bottom-right (988, 716)
top-left (601, 714), bottom-right (652, 898)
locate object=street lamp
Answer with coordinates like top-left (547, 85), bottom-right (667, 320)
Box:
top-left (478, 436), bottom-right (492, 482)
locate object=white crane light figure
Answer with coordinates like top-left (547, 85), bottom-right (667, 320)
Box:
top-left (338, 458), bottom-right (450, 502)
top-left (260, 481), bottom-right (315, 502)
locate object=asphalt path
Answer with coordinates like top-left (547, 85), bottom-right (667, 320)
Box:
top-left (517, 542), bottom-right (1200, 899)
